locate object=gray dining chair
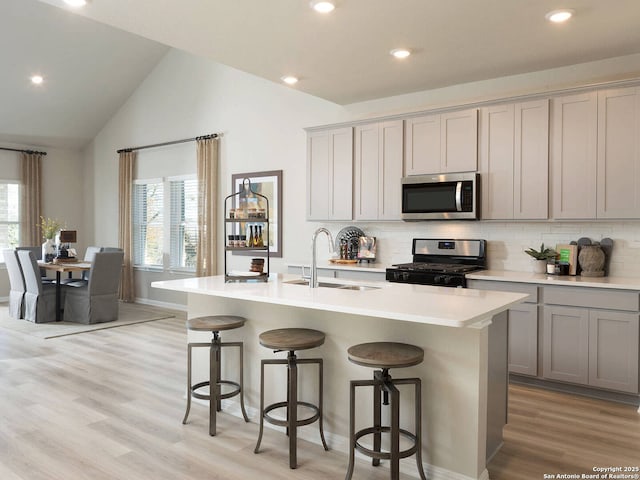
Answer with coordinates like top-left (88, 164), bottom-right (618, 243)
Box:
top-left (64, 251), bottom-right (124, 324)
top-left (60, 245), bottom-right (102, 286)
top-left (16, 246), bottom-right (52, 282)
top-left (4, 249), bottom-right (26, 319)
top-left (17, 249), bottom-right (58, 323)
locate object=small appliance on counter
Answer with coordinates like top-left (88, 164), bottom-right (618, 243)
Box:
top-left (357, 236), bottom-right (376, 263)
top-left (386, 238), bottom-right (486, 287)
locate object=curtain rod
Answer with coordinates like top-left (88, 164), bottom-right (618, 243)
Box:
top-left (0, 146), bottom-right (47, 156)
top-left (116, 133), bottom-right (219, 154)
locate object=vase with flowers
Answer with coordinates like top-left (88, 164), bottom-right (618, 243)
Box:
top-left (39, 216), bottom-right (61, 262)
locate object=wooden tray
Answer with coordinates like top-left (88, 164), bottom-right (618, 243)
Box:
top-left (329, 259), bottom-right (358, 264)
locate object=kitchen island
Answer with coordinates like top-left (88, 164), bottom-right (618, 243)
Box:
top-left (152, 274), bottom-right (527, 480)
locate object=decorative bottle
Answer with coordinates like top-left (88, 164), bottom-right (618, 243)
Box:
top-left (247, 226), bottom-right (254, 248)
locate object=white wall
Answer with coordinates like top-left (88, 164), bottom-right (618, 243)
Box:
top-left (88, 49), bottom-right (640, 306)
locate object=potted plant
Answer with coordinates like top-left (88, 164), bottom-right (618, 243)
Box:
top-left (525, 243), bottom-right (557, 274)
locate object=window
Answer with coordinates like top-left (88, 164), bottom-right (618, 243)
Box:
top-left (133, 179), bottom-right (164, 267)
top-left (133, 175), bottom-right (198, 271)
top-left (170, 177), bottom-right (198, 270)
top-left (0, 181), bottom-right (20, 261)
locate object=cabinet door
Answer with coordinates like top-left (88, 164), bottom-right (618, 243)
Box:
top-left (588, 310), bottom-right (639, 393)
top-left (550, 93), bottom-right (598, 219)
top-left (404, 114), bottom-right (441, 175)
top-left (514, 99), bottom-right (549, 219)
top-left (441, 108), bottom-right (478, 173)
top-left (543, 306), bottom-right (589, 385)
top-left (354, 123), bottom-right (380, 220)
top-left (597, 87), bottom-right (640, 219)
top-left (354, 120), bottom-right (403, 220)
top-left (479, 104), bottom-right (515, 220)
top-left (378, 120), bottom-right (403, 220)
top-left (307, 130), bottom-right (330, 220)
top-left (508, 303), bottom-right (538, 376)
top-left (307, 127), bottom-right (353, 221)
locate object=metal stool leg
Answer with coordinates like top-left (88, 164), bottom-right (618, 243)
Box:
top-left (288, 351), bottom-right (298, 469)
top-left (317, 358), bottom-right (328, 450)
top-left (414, 378), bottom-right (427, 480)
top-left (372, 372), bottom-right (382, 466)
top-left (238, 342), bottom-right (249, 422)
top-left (254, 359), bottom-right (266, 454)
top-left (345, 380), bottom-right (357, 480)
top-left (389, 382), bottom-right (400, 480)
top-left (182, 343), bottom-right (193, 424)
top-left (209, 334), bottom-right (220, 436)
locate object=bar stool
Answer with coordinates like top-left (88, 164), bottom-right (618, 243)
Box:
top-left (345, 342), bottom-right (427, 480)
top-left (182, 315), bottom-right (249, 436)
top-left (254, 328), bottom-right (329, 469)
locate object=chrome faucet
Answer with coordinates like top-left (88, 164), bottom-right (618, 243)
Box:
top-left (310, 227), bottom-right (334, 288)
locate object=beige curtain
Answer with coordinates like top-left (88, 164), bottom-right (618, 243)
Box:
top-left (118, 150), bottom-right (136, 302)
top-left (20, 152), bottom-right (42, 246)
top-left (196, 137), bottom-right (219, 276)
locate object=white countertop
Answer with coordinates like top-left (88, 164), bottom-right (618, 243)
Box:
top-left (152, 273), bottom-right (527, 328)
top-left (287, 261), bottom-right (387, 273)
top-left (467, 269), bottom-right (640, 290)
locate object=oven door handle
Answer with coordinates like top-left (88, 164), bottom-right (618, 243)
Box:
top-left (455, 181), bottom-right (463, 211)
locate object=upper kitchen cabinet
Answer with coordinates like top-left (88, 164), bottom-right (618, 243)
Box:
top-left (550, 92), bottom-right (598, 219)
top-left (354, 120), bottom-right (403, 220)
top-left (597, 87), bottom-right (640, 219)
top-left (405, 108), bottom-right (478, 175)
top-left (479, 99), bottom-right (549, 219)
top-left (307, 127), bottom-right (353, 221)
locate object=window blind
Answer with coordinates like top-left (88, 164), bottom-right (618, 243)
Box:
top-left (132, 180), bottom-right (164, 267)
top-left (169, 177), bottom-right (198, 270)
top-left (0, 181), bottom-right (20, 262)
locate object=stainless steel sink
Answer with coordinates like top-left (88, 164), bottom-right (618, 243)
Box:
top-left (284, 279), bottom-right (380, 291)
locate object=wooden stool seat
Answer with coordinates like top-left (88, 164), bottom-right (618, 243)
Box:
top-left (347, 342), bottom-right (424, 369)
top-left (186, 315), bottom-right (246, 332)
top-left (259, 328), bottom-right (325, 351)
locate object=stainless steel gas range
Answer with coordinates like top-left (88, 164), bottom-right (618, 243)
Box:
top-left (385, 238), bottom-right (487, 288)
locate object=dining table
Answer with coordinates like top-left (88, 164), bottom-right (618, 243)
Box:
top-left (38, 260), bottom-right (92, 321)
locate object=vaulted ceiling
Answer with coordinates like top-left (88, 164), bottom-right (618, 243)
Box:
top-left (5, 0), bottom-right (640, 150)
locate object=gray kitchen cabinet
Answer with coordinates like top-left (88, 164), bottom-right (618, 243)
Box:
top-left (588, 310), bottom-right (639, 393)
top-left (354, 120), bottom-right (403, 220)
top-left (479, 99), bottom-right (548, 220)
top-left (550, 92), bottom-right (598, 219)
top-left (306, 127), bottom-right (353, 221)
top-left (597, 86), bottom-right (640, 219)
top-left (467, 279), bottom-right (539, 376)
top-left (404, 108), bottom-right (478, 175)
top-left (542, 305), bottom-right (590, 385)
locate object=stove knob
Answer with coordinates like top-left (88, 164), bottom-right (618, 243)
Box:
top-left (402, 272), bottom-right (410, 281)
top-left (443, 276), bottom-right (453, 285)
top-left (434, 275), bottom-right (443, 284)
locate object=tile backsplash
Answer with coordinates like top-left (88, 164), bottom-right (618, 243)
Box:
top-left (322, 221), bottom-right (640, 278)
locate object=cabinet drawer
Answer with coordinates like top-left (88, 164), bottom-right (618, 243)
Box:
top-left (467, 280), bottom-right (538, 303)
top-left (542, 286), bottom-right (639, 311)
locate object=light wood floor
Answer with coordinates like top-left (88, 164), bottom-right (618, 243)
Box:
top-left (0, 314), bottom-right (638, 480)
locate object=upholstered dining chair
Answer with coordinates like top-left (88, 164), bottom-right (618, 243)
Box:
top-left (16, 246), bottom-right (52, 283)
top-left (17, 249), bottom-right (58, 323)
top-left (4, 249), bottom-right (26, 319)
top-left (64, 251), bottom-right (124, 324)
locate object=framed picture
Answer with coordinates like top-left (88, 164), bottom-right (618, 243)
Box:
top-left (231, 170), bottom-right (283, 257)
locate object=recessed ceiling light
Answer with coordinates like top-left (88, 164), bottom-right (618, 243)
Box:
top-left (31, 75), bottom-right (44, 85)
top-left (545, 9), bottom-right (574, 23)
top-left (64, 0), bottom-right (87, 7)
top-left (310, 1), bottom-right (335, 13)
top-left (390, 48), bottom-right (411, 59)
top-left (281, 76), bottom-right (299, 85)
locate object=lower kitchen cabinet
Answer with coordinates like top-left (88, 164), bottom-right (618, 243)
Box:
top-left (508, 303), bottom-right (539, 376)
top-left (588, 309), bottom-right (639, 393)
top-left (468, 278), bottom-right (640, 396)
top-left (542, 306), bottom-right (590, 385)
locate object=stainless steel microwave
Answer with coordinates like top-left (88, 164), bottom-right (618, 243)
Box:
top-left (401, 172), bottom-right (479, 220)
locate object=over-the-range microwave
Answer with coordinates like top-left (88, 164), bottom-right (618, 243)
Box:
top-left (401, 172), bottom-right (479, 221)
